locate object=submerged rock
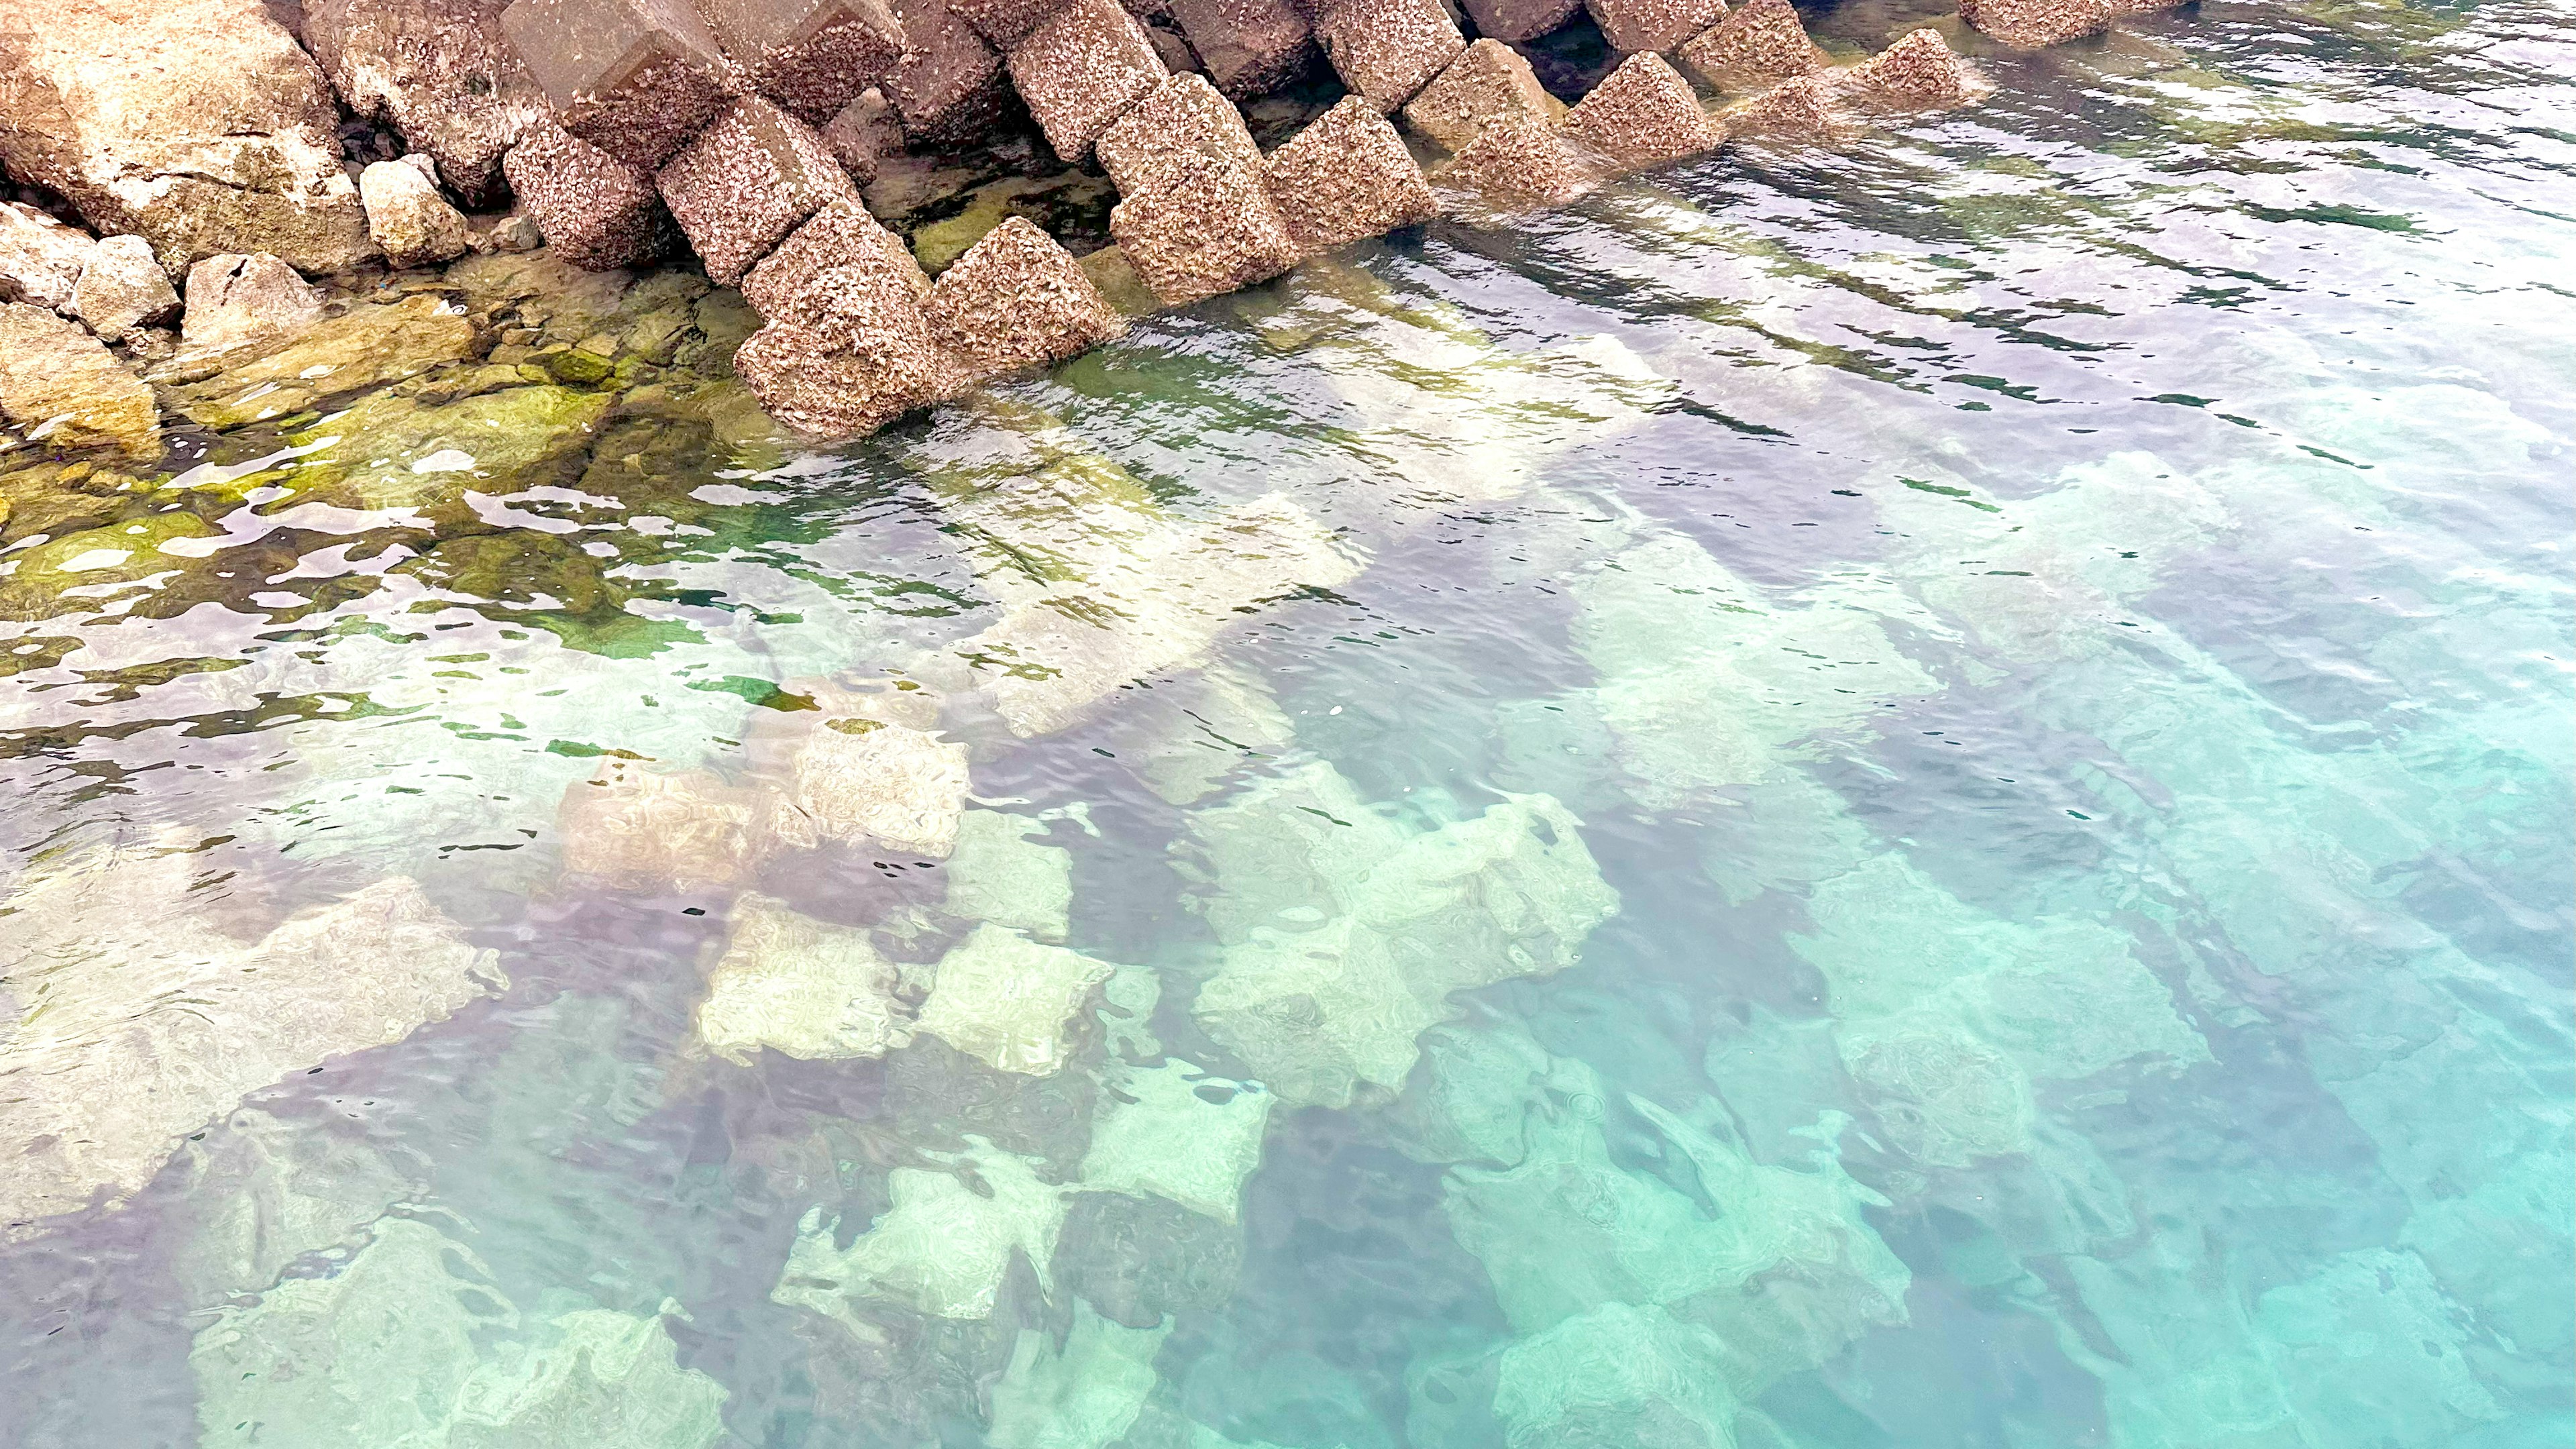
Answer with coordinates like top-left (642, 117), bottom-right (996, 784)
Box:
top-left (180, 253), bottom-right (325, 357)
top-left (693, 894), bottom-right (909, 1063)
top-left (774, 1140), bottom-right (1070, 1322)
top-left (914, 923), bottom-right (1118, 1076)
top-left (286, 382), bottom-right (612, 511)
top-left (0, 302), bottom-right (160, 455)
top-left (162, 292), bottom-right (482, 429)
top-left (985, 1303), bottom-right (1172, 1449)
top-left (557, 757), bottom-right (769, 892)
top-left (1079, 1059), bottom-right (1273, 1222)
top-left (943, 810), bottom-right (1075, 941)
top-left (0, 0), bottom-right (374, 275)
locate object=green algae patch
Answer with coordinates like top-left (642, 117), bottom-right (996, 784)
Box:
top-left (164, 295), bottom-right (483, 430)
top-left (286, 385), bottom-right (614, 513)
top-left (0, 510), bottom-right (221, 621)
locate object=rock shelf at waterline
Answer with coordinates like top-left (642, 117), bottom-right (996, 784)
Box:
top-left (0, 0), bottom-right (2171, 450)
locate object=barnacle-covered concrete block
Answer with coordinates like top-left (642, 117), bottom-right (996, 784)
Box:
top-left (1558, 52), bottom-right (1717, 172)
top-left (951, 0), bottom-right (1076, 44)
top-left (1674, 0), bottom-right (1825, 90)
top-left (1582, 0), bottom-right (1723, 56)
top-left (1095, 73), bottom-right (1263, 198)
top-left (305, 0), bottom-right (553, 207)
top-left (888, 0), bottom-right (1014, 142)
top-left (1263, 96), bottom-right (1438, 254)
top-left (1960, 0), bottom-right (2114, 46)
top-left (657, 95), bottom-right (861, 286)
top-left (819, 87), bottom-right (904, 181)
top-left (1723, 71), bottom-right (1851, 138)
top-left (502, 119), bottom-right (675, 270)
top-left (1110, 154), bottom-right (1301, 305)
top-left (1433, 117), bottom-right (1599, 209)
top-left (1167, 0), bottom-right (1314, 99)
top-left (704, 0), bottom-right (906, 125)
top-left (735, 309), bottom-right (957, 436)
top-left (1459, 0), bottom-right (1580, 44)
top-left (927, 217), bottom-right (1120, 373)
top-left (1313, 0), bottom-right (1464, 113)
top-left (1843, 27), bottom-right (1988, 109)
top-left (1403, 37), bottom-right (1562, 152)
top-left (500, 0), bottom-right (731, 169)
top-left (1008, 0), bottom-right (1171, 162)
top-left (741, 199), bottom-right (932, 329)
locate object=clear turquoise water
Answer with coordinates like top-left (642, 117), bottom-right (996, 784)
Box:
top-left (2, 1), bottom-right (2570, 1445)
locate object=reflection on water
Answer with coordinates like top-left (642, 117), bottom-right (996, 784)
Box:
top-left (3, 0), bottom-right (2570, 1444)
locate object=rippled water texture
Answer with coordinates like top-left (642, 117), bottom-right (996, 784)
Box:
top-left (3, 1), bottom-right (2570, 1445)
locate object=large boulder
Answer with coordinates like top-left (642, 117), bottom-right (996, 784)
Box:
top-left (0, 302), bottom-right (160, 454)
top-left (0, 0), bottom-right (376, 276)
top-left (68, 235), bottom-right (181, 341)
top-left (359, 158), bottom-right (474, 268)
top-left (0, 202), bottom-right (97, 312)
top-left (180, 253), bottom-right (325, 356)
top-left (303, 0), bottom-right (552, 207)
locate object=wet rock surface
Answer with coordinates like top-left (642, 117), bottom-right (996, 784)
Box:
top-left (180, 254), bottom-right (328, 356)
top-left (360, 158), bottom-right (476, 268)
top-left (0, 303), bottom-right (160, 455)
top-left (68, 236), bottom-right (181, 344)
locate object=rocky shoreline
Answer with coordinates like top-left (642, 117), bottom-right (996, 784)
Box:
top-left (3, 0), bottom-right (2168, 462)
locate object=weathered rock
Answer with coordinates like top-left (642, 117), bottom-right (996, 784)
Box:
top-left (1263, 95), bottom-right (1437, 254)
top-left (1403, 37), bottom-right (1561, 153)
top-left (485, 213), bottom-right (545, 252)
top-left (928, 216), bottom-right (1118, 375)
top-left (560, 759), bottom-right (767, 891)
top-left (1843, 27), bottom-right (1987, 109)
top-left (1559, 52), bottom-right (1717, 172)
top-left (0, 202), bottom-right (96, 313)
top-left (1095, 73), bottom-right (1263, 199)
top-left (359, 160), bottom-right (475, 268)
top-left (303, 0), bottom-right (551, 206)
top-left (500, 0), bottom-right (733, 169)
top-left (1960, 0), bottom-right (2114, 47)
top-left (951, 0), bottom-right (1074, 44)
top-left (1142, 17), bottom-right (1202, 76)
top-left (1674, 0), bottom-right (1827, 90)
top-left (706, 0), bottom-right (907, 125)
top-left (1166, 0), bottom-right (1313, 100)
top-left (1434, 116), bottom-right (1599, 209)
top-left (501, 119), bottom-right (675, 271)
top-left (820, 88), bottom-right (905, 182)
top-left (1313, 0), bottom-right (1463, 112)
top-left (164, 293), bottom-right (480, 428)
top-left (68, 236), bottom-right (179, 343)
top-left (1110, 152), bottom-right (1301, 305)
top-left (0, 303), bottom-right (159, 455)
top-left (180, 254), bottom-right (325, 357)
top-left (735, 315), bottom-right (957, 436)
top-left (1582, 0), bottom-right (1723, 54)
top-left (886, 0), bottom-right (1013, 144)
top-left (1723, 71), bottom-right (1851, 137)
top-left (657, 96), bottom-right (861, 286)
top-left (1007, 0), bottom-right (1169, 164)
top-left (0, 0), bottom-right (375, 276)
top-left (1458, 0), bottom-right (1578, 44)
top-left (742, 200), bottom-right (932, 329)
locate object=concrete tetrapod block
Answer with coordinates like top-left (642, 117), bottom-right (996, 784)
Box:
top-left (502, 119), bottom-right (675, 270)
top-left (1458, 0), bottom-right (1580, 44)
top-left (741, 200), bottom-right (933, 329)
top-left (1558, 52), bottom-right (1719, 172)
top-left (1166, 0), bottom-right (1315, 99)
top-left (926, 217), bottom-right (1120, 374)
top-left (1960, 0), bottom-right (2115, 46)
top-left (1722, 72), bottom-right (1852, 138)
top-left (658, 96), bottom-right (862, 286)
top-left (887, 0), bottom-right (1014, 142)
top-left (1262, 97), bottom-right (1438, 254)
top-left (1110, 154), bottom-right (1301, 305)
top-left (1843, 28), bottom-right (1988, 109)
top-left (1095, 73), bottom-right (1263, 199)
top-left (1582, 0), bottom-right (1724, 56)
top-left (1403, 38), bottom-right (1562, 153)
top-left (1007, 0), bottom-right (1171, 162)
top-left (951, 0), bottom-right (1077, 44)
top-left (1313, 0), bottom-right (1464, 112)
top-left (1675, 0), bottom-right (1826, 91)
top-left (501, 0), bottom-right (732, 170)
top-left (1432, 116), bottom-right (1599, 211)
top-left (820, 89), bottom-right (905, 182)
top-left (703, 0), bottom-right (907, 125)
top-left (735, 296), bottom-right (959, 437)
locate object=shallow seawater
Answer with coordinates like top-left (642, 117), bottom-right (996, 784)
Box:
top-left (3, 1), bottom-right (2571, 1444)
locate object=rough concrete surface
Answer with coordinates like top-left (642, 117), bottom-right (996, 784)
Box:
top-left (1582, 0), bottom-right (1725, 55)
top-left (1111, 152), bottom-right (1301, 304)
top-left (1434, 116), bottom-right (1600, 209)
top-left (1403, 37), bottom-right (1562, 153)
top-left (1263, 96), bottom-right (1438, 253)
top-left (708, 0), bottom-right (908, 125)
top-left (657, 96), bottom-right (862, 286)
top-left (1960, 0), bottom-right (2116, 46)
top-left (503, 119), bottom-right (675, 270)
top-left (1559, 52), bottom-right (1717, 172)
top-left (1096, 74), bottom-right (1265, 199)
top-left (927, 216), bottom-right (1120, 372)
top-left (1675, 0), bottom-right (1828, 89)
top-left (1313, 0), bottom-right (1464, 112)
top-left (1008, 0), bottom-right (1172, 162)
top-left (305, 0), bottom-right (549, 205)
top-left (1167, 0), bottom-right (1315, 99)
top-left (502, 0), bottom-right (734, 169)
top-left (1844, 27), bottom-right (1988, 109)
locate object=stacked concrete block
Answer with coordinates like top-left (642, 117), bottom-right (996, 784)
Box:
top-left (1582, 0), bottom-right (1725, 56)
top-left (1142, 19), bottom-right (1204, 76)
top-left (1843, 28), bottom-right (1987, 109)
top-left (1960, 0), bottom-right (2114, 47)
top-left (1313, 0), bottom-right (1465, 113)
top-left (1006, 0), bottom-right (1171, 162)
top-left (1095, 74), bottom-right (1265, 197)
top-left (1434, 117), bottom-right (1599, 209)
top-left (1558, 53), bottom-right (1717, 171)
top-left (926, 217), bottom-right (1120, 372)
top-left (1167, 0), bottom-right (1316, 99)
top-left (735, 311), bottom-right (958, 435)
top-left (658, 96), bottom-right (862, 285)
top-left (1723, 72), bottom-right (1849, 137)
top-left (1262, 97), bottom-right (1438, 253)
top-left (703, 0), bottom-right (907, 125)
top-left (888, 0), bottom-right (1015, 143)
top-left (1459, 0), bottom-right (1580, 44)
top-left (1402, 37), bottom-right (1562, 152)
top-left (953, 0), bottom-right (1078, 43)
top-left (820, 89), bottom-right (905, 181)
top-left (742, 200), bottom-right (932, 323)
top-left (501, 0), bottom-right (731, 168)
top-left (1676, 0), bottom-right (1827, 89)
top-left (1111, 154), bottom-right (1301, 304)
top-left (502, 118), bottom-right (676, 269)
